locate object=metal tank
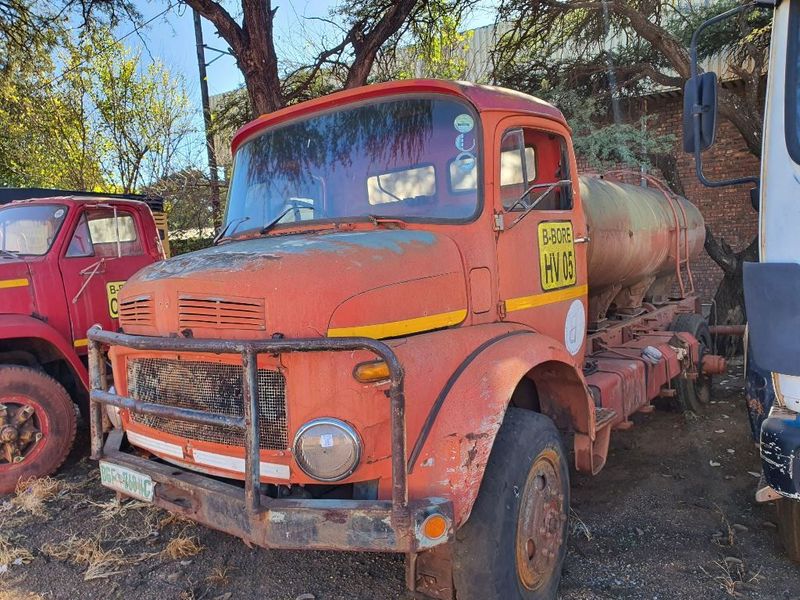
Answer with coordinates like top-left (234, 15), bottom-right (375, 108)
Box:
top-left (579, 175), bottom-right (705, 323)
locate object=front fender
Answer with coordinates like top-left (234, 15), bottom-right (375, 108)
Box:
top-left (0, 314), bottom-right (88, 390)
top-left (401, 326), bottom-right (592, 526)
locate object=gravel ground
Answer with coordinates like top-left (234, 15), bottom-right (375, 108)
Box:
top-left (1, 361), bottom-right (799, 600)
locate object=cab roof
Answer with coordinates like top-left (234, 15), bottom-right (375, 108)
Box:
top-left (0, 195), bottom-right (150, 211)
top-left (231, 79), bottom-right (568, 154)
top-left (0, 188), bottom-right (163, 212)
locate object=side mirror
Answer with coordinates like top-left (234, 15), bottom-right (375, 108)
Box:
top-left (682, 72), bottom-right (718, 153)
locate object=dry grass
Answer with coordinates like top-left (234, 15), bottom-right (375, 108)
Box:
top-left (11, 477), bottom-right (72, 517)
top-left (158, 511), bottom-right (195, 529)
top-left (206, 565), bottom-right (235, 586)
top-left (0, 589), bottom-right (45, 600)
top-left (701, 559), bottom-right (763, 597)
top-left (162, 530), bottom-right (203, 560)
top-left (568, 508), bottom-right (593, 541)
top-left (0, 535), bottom-right (33, 570)
top-left (41, 534), bottom-right (153, 581)
top-left (90, 497), bottom-right (152, 520)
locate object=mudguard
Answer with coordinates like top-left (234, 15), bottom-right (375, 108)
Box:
top-left (403, 326), bottom-right (593, 526)
top-left (0, 314), bottom-right (89, 391)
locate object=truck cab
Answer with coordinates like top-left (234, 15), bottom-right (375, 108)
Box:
top-left (88, 80), bottom-right (723, 599)
top-left (741, 0), bottom-right (800, 560)
top-left (0, 195), bottom-right (163, 492)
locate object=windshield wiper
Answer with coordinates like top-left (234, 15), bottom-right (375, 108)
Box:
top-left (213, 216), bottom-right (250, 244)
top-left (260, 206), bottom-right (296, 235)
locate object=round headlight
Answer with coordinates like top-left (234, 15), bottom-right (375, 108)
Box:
top-left (293, 418), bottom-right (361, 482)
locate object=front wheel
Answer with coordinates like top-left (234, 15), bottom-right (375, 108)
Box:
top-left (0, 366), bottom-right (77, 495)
top-left (453, 408), bottom-right (569, 599)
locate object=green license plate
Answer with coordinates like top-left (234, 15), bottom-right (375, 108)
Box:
top-left (99, 461), bottom-right (155, 502)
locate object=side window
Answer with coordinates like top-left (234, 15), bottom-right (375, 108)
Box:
top-left (499, 127), bottom-right (572, 211)
top-left (66, 214), bottom-right (93, 257)
top-left (66, 209), bottom-right (143, 258)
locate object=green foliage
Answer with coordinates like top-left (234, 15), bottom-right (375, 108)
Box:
top-left (0, 8), bottom-right (194, 193)
top-left (540, 85), bottom-right (675, 170)
top-left (169, 236), bottom-right (215, 256)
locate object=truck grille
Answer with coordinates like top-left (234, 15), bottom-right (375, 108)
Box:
top-left (126, 358), bottom-right (287, 450)
top-left (119, 295), bottom-right (154, 327)
top-left (177, 294), bottom-right (265, 331)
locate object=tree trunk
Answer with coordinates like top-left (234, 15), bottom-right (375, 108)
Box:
top-left (705, 229), bottom-right (758, 355)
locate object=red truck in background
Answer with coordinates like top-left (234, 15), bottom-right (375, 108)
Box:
top-left (0, 190), bottom-right (165, 493)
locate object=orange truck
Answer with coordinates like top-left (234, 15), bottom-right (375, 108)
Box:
top-left (87, 80), bottom-right (726, 599)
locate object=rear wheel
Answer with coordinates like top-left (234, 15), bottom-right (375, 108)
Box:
top-left (670, 314), bottom-right (712, 413)
top-left (453, 408), bottom-right (569, 599)
top-left (776, 498), bottom-right (800, 563)
top-left (0, 366), bottom-right (76, 495)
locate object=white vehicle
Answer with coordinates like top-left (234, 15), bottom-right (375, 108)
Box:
top-left (684, 0), bottom-right (800, 561)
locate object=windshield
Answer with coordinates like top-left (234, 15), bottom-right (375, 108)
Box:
top-left (224, 95), bottom-right (481, 236)
top-left (0, 204), bottom-right (68, 256)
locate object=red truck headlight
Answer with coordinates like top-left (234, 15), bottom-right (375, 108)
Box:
top-left (293, 418), bottom-right (361, 482)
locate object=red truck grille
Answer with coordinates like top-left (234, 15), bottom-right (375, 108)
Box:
top-left (126, 357), bottom-right (288, 450)
top-left (177, 294), bottom-right (265, 331)
top-left (119, 295), bottom-right (154, 327)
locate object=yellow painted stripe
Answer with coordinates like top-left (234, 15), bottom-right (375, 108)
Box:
top-left (73, 338), bottom-right (89, 348)
top-left (505, 284), bottom-right (588, 313)
top-left (0, 278), bottom-right (29, 289)
top-left (328, 309), bottom-right (468, 339)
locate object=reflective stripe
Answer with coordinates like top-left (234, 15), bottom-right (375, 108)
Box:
top-left (327, 309), bottom-right (467, 339)
top-left (504, 284), bottom-right (587, 313)
top-left (0, 278), bottom-right (29, 289)
top-left (73, 338), bottom-right (89, 348)
top-left (126, 430), bottom-right (184, 459)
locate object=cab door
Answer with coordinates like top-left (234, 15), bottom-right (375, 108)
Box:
top-left (494, 117), bottom-right (589, 365)
top-left (59, 205), bottom-right (154, 351)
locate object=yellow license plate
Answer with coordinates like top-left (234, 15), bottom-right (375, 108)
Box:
top-left (99, 461), bottom-right (154, 502)
top-left (538, 222), bottom-right (576, 291)
top-left (106, 281), bottom-right (125, 318)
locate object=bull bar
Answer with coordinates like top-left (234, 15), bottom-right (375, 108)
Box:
top-left (87, 325), bottom-right (453, 553)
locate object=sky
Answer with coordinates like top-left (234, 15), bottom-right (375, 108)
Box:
top-left (117, 1), bottom-right (495, 166)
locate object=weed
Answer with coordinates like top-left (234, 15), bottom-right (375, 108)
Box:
top-left (163, 530), bottom-right (203, 560)
top-left (12, 477), bottom-right (72, 517)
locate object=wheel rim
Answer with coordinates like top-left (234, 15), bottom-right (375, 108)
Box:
top-left (515, 448), bottom-right (566, 591)
top-left (0, 395), bottom-right (49, 474)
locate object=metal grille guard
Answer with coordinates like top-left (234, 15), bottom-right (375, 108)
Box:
top-left (86, 325), bottom-right (412, 529)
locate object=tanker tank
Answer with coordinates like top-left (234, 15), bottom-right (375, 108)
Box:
top-left (579, 175), bottom-right (705, 326)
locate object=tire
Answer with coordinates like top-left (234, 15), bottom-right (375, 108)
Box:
top-left (777, 498), bottom-right (800, 563)
top-left (670, 314), bottom-right (712, 413)
top-left (0, 366), bottom-right (77, 495)
top-left (453, 408), bottom-right (569, 599)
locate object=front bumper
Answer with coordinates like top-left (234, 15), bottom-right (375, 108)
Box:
top-left (761, 405), bottom-right (800, 500)
top-left (100, 430), bottom-right (452, 552)
top-left (87, 326), bottom-right (454, 553)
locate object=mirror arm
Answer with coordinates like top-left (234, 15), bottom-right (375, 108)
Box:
top-left (689, 1), bottom-right (768, 189)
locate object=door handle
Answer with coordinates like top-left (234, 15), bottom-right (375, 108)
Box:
top-left (574, 236), bottom-right (591, 244)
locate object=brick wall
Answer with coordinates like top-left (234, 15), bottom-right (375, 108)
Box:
top-left (575, 92), bottom-right (760, 303)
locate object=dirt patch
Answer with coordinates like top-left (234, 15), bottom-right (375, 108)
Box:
top-left (1, 363), bottom-right (798, 599)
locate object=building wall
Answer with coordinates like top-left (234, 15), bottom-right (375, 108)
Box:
top-left (576, 91), bottom-right (760, 303)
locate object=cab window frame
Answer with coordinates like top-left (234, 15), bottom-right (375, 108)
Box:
top-left (786, 0), bottom-right (800, 164)
top-left (499, 126), bottom-right (573, 212)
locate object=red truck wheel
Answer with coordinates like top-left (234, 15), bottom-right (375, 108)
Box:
top-left (670, 314), bottom-right (713, 413)
top-left (0, 366), bottom-right (77, 495)
top-left (453, 408), bottom-right (568, 599)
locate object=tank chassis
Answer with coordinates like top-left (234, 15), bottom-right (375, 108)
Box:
top-left (87, 79), bottom-right (727, 599)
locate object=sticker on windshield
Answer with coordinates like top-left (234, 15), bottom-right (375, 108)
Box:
top-left (454, 114), bottom-right (474, 133)
top-left (454, 152), bottom-right (476, 172)
top-left (455, 133), bottom-right (475, 152)
top-left (54, 208), bottom-right (65, 219)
